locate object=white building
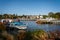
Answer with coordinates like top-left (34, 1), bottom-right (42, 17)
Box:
top-left (40, 16), bottom-right (43, 19)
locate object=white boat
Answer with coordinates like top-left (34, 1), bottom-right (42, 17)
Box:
top-left (8, 21), bottom-right (27, 30)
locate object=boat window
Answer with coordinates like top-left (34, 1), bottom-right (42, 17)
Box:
top-left (15, 24), bottom-right (18, 25)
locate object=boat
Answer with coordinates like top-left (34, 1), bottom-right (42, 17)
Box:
top-left (6, 21), bottom-right (27, 30)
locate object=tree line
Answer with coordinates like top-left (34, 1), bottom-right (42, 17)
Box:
top-left (0, 12), bottom-right (60, 19)
top-left (42, 12), bottom-right (60, 19)
top-left (0, 14), bottom-right (27, 19)
top-left (48, 12), bottom-right (60, 19)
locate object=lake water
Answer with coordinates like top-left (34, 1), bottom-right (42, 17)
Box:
top-left (21, 21), bottom-right (60, 32)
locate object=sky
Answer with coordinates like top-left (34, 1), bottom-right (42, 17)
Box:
top-left (0, 0), bottom-right (60, 15)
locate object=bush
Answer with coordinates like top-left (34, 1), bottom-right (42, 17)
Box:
top-left (0, 22), bottom-right (6, 31)
top-left (17, 30), bottom-right (26, 40)
top-left (31, 30), bottom-right (48, 40)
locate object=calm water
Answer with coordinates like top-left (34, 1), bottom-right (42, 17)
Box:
top-left (21, 21), bottom-right (60, 32)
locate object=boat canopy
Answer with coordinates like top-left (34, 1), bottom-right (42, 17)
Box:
top-left (10, 22), bottom-right (24, 26)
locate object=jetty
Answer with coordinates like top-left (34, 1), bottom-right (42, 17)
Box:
top-left (36, 19), bottom-right (60, 24)
top-left (50, 20), bottom-right (60, 24)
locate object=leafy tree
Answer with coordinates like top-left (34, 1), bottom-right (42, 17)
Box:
top-left (55, 12), bottom-right (60, 19)
top-left (43, 15), bottom-right (48, 19)
top-left (48, 12), bottom-right (54, 17)
top-left (3, 14), bottom-right (9, 19)
top-left (22, 14), bottom-right (27, 18)
top-left (0, 14), bottom-right (2, 19)
top-left (48, 12), bottom-right (60, 19)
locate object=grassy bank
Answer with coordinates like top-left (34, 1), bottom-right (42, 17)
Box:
top-left (0, 30), bottom-right (60, 40)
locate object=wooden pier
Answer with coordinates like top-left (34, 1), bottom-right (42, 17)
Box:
top-left (50, 20), bottom-right (60, 24)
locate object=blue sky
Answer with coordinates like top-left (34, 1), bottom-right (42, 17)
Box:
top-left (0, 0), bottom-right (60, 15)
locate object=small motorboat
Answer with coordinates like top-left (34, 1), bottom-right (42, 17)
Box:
top-left (7, 21), bottom-right (27, 30)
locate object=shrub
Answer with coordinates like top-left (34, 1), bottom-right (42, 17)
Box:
top-left (31, 30), bottom-right (48, 40)
top-left (0, 22), bottom-right (6, 31)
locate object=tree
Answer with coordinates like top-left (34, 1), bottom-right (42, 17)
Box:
top-left (0, 14), bottom-right (2, 19)
top-left (43, 15), bottom-right (48, 19)
top-left (55, 12), bottom-right (60, 19)
top-left (3, 14), bottom-right (9, 19)
top-left (48, 12), bottom-right (54, 17)
top-left (48, 12), bottom-right (60, 19)
top-left (11, 14), bottom-right (18, 19)
top-left (22, 14), bottom-right (27, 18)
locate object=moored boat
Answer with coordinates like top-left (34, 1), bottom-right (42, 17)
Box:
top-left (9, 21), bottom-right (27, 30)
